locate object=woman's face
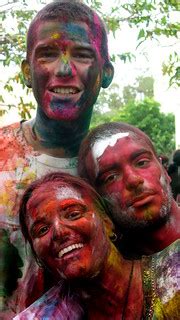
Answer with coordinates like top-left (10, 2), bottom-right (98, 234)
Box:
top-left (26, 181), bottom-right (110, 280)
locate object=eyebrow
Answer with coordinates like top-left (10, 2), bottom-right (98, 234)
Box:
top-left (130, 149), bottom-right (152, 161)
top-left (35, 43), bottom-right (57, 51)
top-left (95, 149), bottom-right (152, 183)
top-left (96, 163), bottom-right (120, 184)
top-left (59, 201), bottom-right (87, 211)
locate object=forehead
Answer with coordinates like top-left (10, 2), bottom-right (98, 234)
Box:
top-left (27, 182), bottom-right (81, 209)
top-left (91, 132), bottom-right (153, 160)
top-left (27, 181), bottom-right (97, 212)
top-left (33, 20), bottom-right (95, 45)
top-left (92, 132), bottom-right (130, 160)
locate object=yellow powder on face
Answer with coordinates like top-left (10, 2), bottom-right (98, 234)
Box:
top-left (144, 208), bottom-right (153, 220)
top-left (51, 32), bottom-right (61, 39)
top-left (93, 74), bottom-right (101, 91)
top-left (61, 52), bottom-right (70, 64)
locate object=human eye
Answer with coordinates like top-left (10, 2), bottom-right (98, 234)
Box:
top-left (64, 205), bottom-right (86, 221)
top-left (72, 48), bottom-right (94, 62)
top-left (32, 225), bottom-right (50, 238)
top-left (135, 158), bottom-right (150, 168)
top-left (36, 46), bottom-right (59, 62)
top-left (98, 172), bottom-right (119, 186)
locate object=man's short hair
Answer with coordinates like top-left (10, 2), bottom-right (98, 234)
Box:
top-left (26, 0), bottom-right (110, 64)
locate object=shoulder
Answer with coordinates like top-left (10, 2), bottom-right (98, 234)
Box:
top-left (142, 241), bottom-right (180, 319)
top-left (0, 122), bottom-right (23, 149)
top-left (13, 282), bottom-right (84, 320)
top-left (153, 240), bottom-right (180, 318)
top-left (0, 122), bottom-right (20, 135)
top-left (0, 121), bottom-right (34, 171)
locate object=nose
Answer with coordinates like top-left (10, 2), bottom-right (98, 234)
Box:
top-left (52, 218), bottom-right (71, 242)
top-left (55, 54), bottom-right (75, 78)
top-left (124, 168), bottom-right (144, 191)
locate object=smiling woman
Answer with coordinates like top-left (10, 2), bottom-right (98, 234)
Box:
top-left (13, 172), bottom-right (179, 320)
top-left (19, 172), bottom-right (110, 282)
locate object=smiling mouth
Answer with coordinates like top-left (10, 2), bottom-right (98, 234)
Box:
top-left (58, 243), bottom-right (84, 258)
top-left (50, 87), bottom-right (81, 96)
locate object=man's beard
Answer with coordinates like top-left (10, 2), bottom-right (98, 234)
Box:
top-left (105, 181), bottom-right (173, 234)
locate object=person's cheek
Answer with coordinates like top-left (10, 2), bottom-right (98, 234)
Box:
top-left (33, 236), bottom-right (51, 261)
top-left (85, 60), bottom-right (101, 89)
top-left (32, 66), bottom-right (49, 101)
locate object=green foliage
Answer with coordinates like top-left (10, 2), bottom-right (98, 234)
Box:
top-left (162, 51), bottom-right (180, 87)
top-left (118, 98), bottom-right (175, 156)
top-left (91, 79), bottom-right (175, 155)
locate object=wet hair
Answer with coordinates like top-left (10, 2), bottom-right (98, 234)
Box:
top-left (19, 171), bottom-right (110, 250)
top-left (26, 0), bottom-right (110, 64)
top-left (78, 121), bottom-right (158, 182)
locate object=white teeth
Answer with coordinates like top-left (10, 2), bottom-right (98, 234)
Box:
top-left (58, 243), bottom-right (83, 258)
top-left (53, 88), bottom-right (78, 94)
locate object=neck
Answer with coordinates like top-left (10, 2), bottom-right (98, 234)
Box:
top-left (23, 106), bottom-right (93, 157)
top-left (123, 200), bottom-right (180, 256)
top-left (79, 244), bottom-right (143, 319)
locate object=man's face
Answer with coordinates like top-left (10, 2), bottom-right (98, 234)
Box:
top-left (86, 133), bottom-right (172, 231)
top-left (26, 182), bottom-right (109, 280)
top-left (27, 20), bottom-right (104, 121)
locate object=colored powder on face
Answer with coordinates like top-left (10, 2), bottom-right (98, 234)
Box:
top-left (91, 132), bottom-right (129, 176)
top-left (92, 73), bottom-right (101, 94)
top-left (160, 174), bottom-right (166, 189)
top-left (64, 23), bottom-right (89, 43)
top-left (51, 32), bottom-right (61, 39)
top-left (61, 52), bottom-right (70, 64)
top-left (39, 22), bottom-right (90, 44)
top-left (56, 186), bottom-right (82, 201)
top-left (144, 208), bottom-right (153, 220)
top-left (92, 14), bottom-right (103, 61)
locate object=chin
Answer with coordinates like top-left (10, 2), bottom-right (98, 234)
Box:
top-left (44, 109), bottom-right (79, 121)
top-left (63, 267), bottom-right (89, 280)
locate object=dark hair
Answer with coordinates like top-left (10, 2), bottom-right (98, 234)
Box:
top-left (26, 0), bottom-right (110, 64)
top-left (168, 149), bottom-right (180, 200)
top-left (19, 171), bottom-right (109, 250)
top-left (78, 121), bottom-right (158, 182)
top-left (173, 149), bottom-right (180, 166)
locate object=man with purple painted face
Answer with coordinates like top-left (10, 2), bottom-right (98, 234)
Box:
top-left (0, 1), bottom-right (113, 317)
top-left (78, 122), bottom-right (180, 259)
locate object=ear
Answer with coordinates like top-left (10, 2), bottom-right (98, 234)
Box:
top-left (101, 62), bottom-right (114, 88)
top-left (103, 214), bottom-right (115, 238)
top-left (164, 167), bottom-right (171, 183)
top-left (21, 60), bottom-right (32, 88)
top-left (158, 156), bottom-right (171, 183)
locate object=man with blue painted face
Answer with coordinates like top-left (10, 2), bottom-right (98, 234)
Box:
top-left (0, 1), bottom-right (114, 317)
